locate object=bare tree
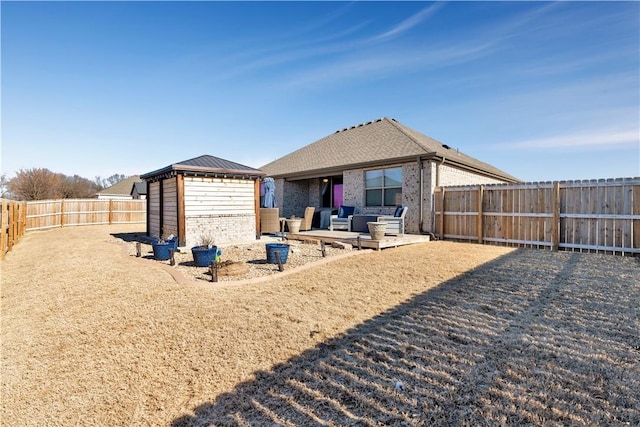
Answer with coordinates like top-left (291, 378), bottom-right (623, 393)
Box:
top-left (61, 175), bottom-right (102, 198)
top-left (94, 174), bottom-right (128, 189)
top-left (7, 168), bottom-right (61, 200)
top-left (0, 174), bottom-right (11, 199)
top-left (6, 168), bottom-right (101, 201)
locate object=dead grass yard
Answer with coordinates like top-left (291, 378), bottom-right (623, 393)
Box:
top-left (1, 224), bottom-right (639, 426)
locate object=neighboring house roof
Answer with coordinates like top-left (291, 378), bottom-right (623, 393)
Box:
top-left (140, 154), bottom-right (266, 181)
top-left (96, 175), bottom-right (141, 197)
top-left (130, 181), bottom-right (147, 196)
top-left (261, 117), bottom-right (520, 182)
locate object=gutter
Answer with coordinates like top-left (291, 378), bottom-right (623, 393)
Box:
top-left (141, 167), bottom-right (266, 182)
top-left (267, 154), bottom-right (439, 181)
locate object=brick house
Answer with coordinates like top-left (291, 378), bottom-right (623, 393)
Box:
top-left (260, 117), bottom-right (520, 234)
top-left (140, 155), bottom-right (265, 247)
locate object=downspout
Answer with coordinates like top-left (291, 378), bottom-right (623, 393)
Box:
top-left (436, 156), bottom-right (445, 187)
top-left (432, 156), bottom-right (446, 233)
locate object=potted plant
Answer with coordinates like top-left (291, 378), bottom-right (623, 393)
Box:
top-left (191, 234), bottom-right (218, 267)
top-left (151, 235), bottom-right (178, 261)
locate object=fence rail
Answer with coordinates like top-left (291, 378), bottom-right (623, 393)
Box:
top-left (25, 199), bottom-right (146, 231)
top-left (434, 178), bottom-right (640, 255)
top-left (1, 199), bottom-right (27, 260)
top-left (1, 198), bottom-right (146, 259)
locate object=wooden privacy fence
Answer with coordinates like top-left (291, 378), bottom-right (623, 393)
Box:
top-left (1, 199), bottom-right (27, 260)
top-left (435, 178), bottom-right (640, 255)
top-left (26, 199), bottom-right (146, 231)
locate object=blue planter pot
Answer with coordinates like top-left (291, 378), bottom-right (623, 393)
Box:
top-left (191, 246), bottom-right (218, 267)
top-left (265, 243), bottom-right (290, 264)
top-left (151, 237), bottom-right (178, 261)
top-left (152, 242), bottom-right (173, 261)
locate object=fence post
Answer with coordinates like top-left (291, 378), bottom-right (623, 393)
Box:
top-left (109, 199), bottom-right (114, 225)
top-left (1, 200), bottom-right (7, 260)
top-left (19, 202), bottom-right (26, 239)
top-left (8, 202), bottom-right (16, 252)
top-left (552, 181), bottom-right (560, 251)
top-left (15, 203), bottom-right (21, 240)
top-left (275, 251), bottom-right (284, 272)
top-left (439, 187), bottom-right (446, 240)
top-left (210, 260), bottom-right (218, 282)
top-left (633, 182), bottom-right (640, 255)
top-left (477, 185), bottom-right (484, 244)
top-left (60, 199), bottom-right (65, 227)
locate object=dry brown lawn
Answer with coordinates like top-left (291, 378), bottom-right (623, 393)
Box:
top-left (1, 224), bottom-right (638, 426)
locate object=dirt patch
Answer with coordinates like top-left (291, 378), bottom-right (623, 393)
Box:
top-left (216, 260), bottom-right (249, 277)
top-left (2, 224), bottom-right (638, 426)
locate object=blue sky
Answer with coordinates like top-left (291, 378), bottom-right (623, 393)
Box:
top-left (2, 1), bottom-right (638, 182)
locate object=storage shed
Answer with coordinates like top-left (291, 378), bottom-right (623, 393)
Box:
top-left (140, 155), bottom-right (266, 248)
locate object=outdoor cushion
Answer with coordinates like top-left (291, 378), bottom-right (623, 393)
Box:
top-left (338, 205), bottom-right (355, 218)
top-left (378, 206), bottom-right (407, 235)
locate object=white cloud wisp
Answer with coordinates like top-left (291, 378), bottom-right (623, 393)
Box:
top-left (498, 129), bottom-right (639, 151)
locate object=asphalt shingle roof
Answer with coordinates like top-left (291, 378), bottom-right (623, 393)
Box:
top-left (96, 175), bottom-right (142, 196)
top-left (131, 181), bottom-right (147, 196)
top-left (261, 117), bottom-right (519, 182)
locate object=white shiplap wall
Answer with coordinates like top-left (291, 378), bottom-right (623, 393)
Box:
top-left (184, 177), bottom-right (255, 215)
top-left (183, 176), bottom-right (257, 246)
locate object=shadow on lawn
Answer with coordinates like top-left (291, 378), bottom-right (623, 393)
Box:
top-left (110, 231), bottom-right (153, 244)
top-left (172, 250), bottom-right (640, 426)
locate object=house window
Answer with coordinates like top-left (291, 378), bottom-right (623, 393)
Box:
top-left (365, 167), bottom-right (402, 206)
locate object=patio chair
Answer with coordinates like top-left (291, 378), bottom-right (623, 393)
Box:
top-left (329, 205), bottom-right (355, 231)
top-left (377, 205), bottom-right (407, 235)
top-left (260, 208), bottom-right (280, 234)
top-left (300, 206), bottom-right (315, 231)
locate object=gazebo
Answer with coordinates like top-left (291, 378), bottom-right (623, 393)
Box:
top-left (140, 154), bottom-right (266, 247)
